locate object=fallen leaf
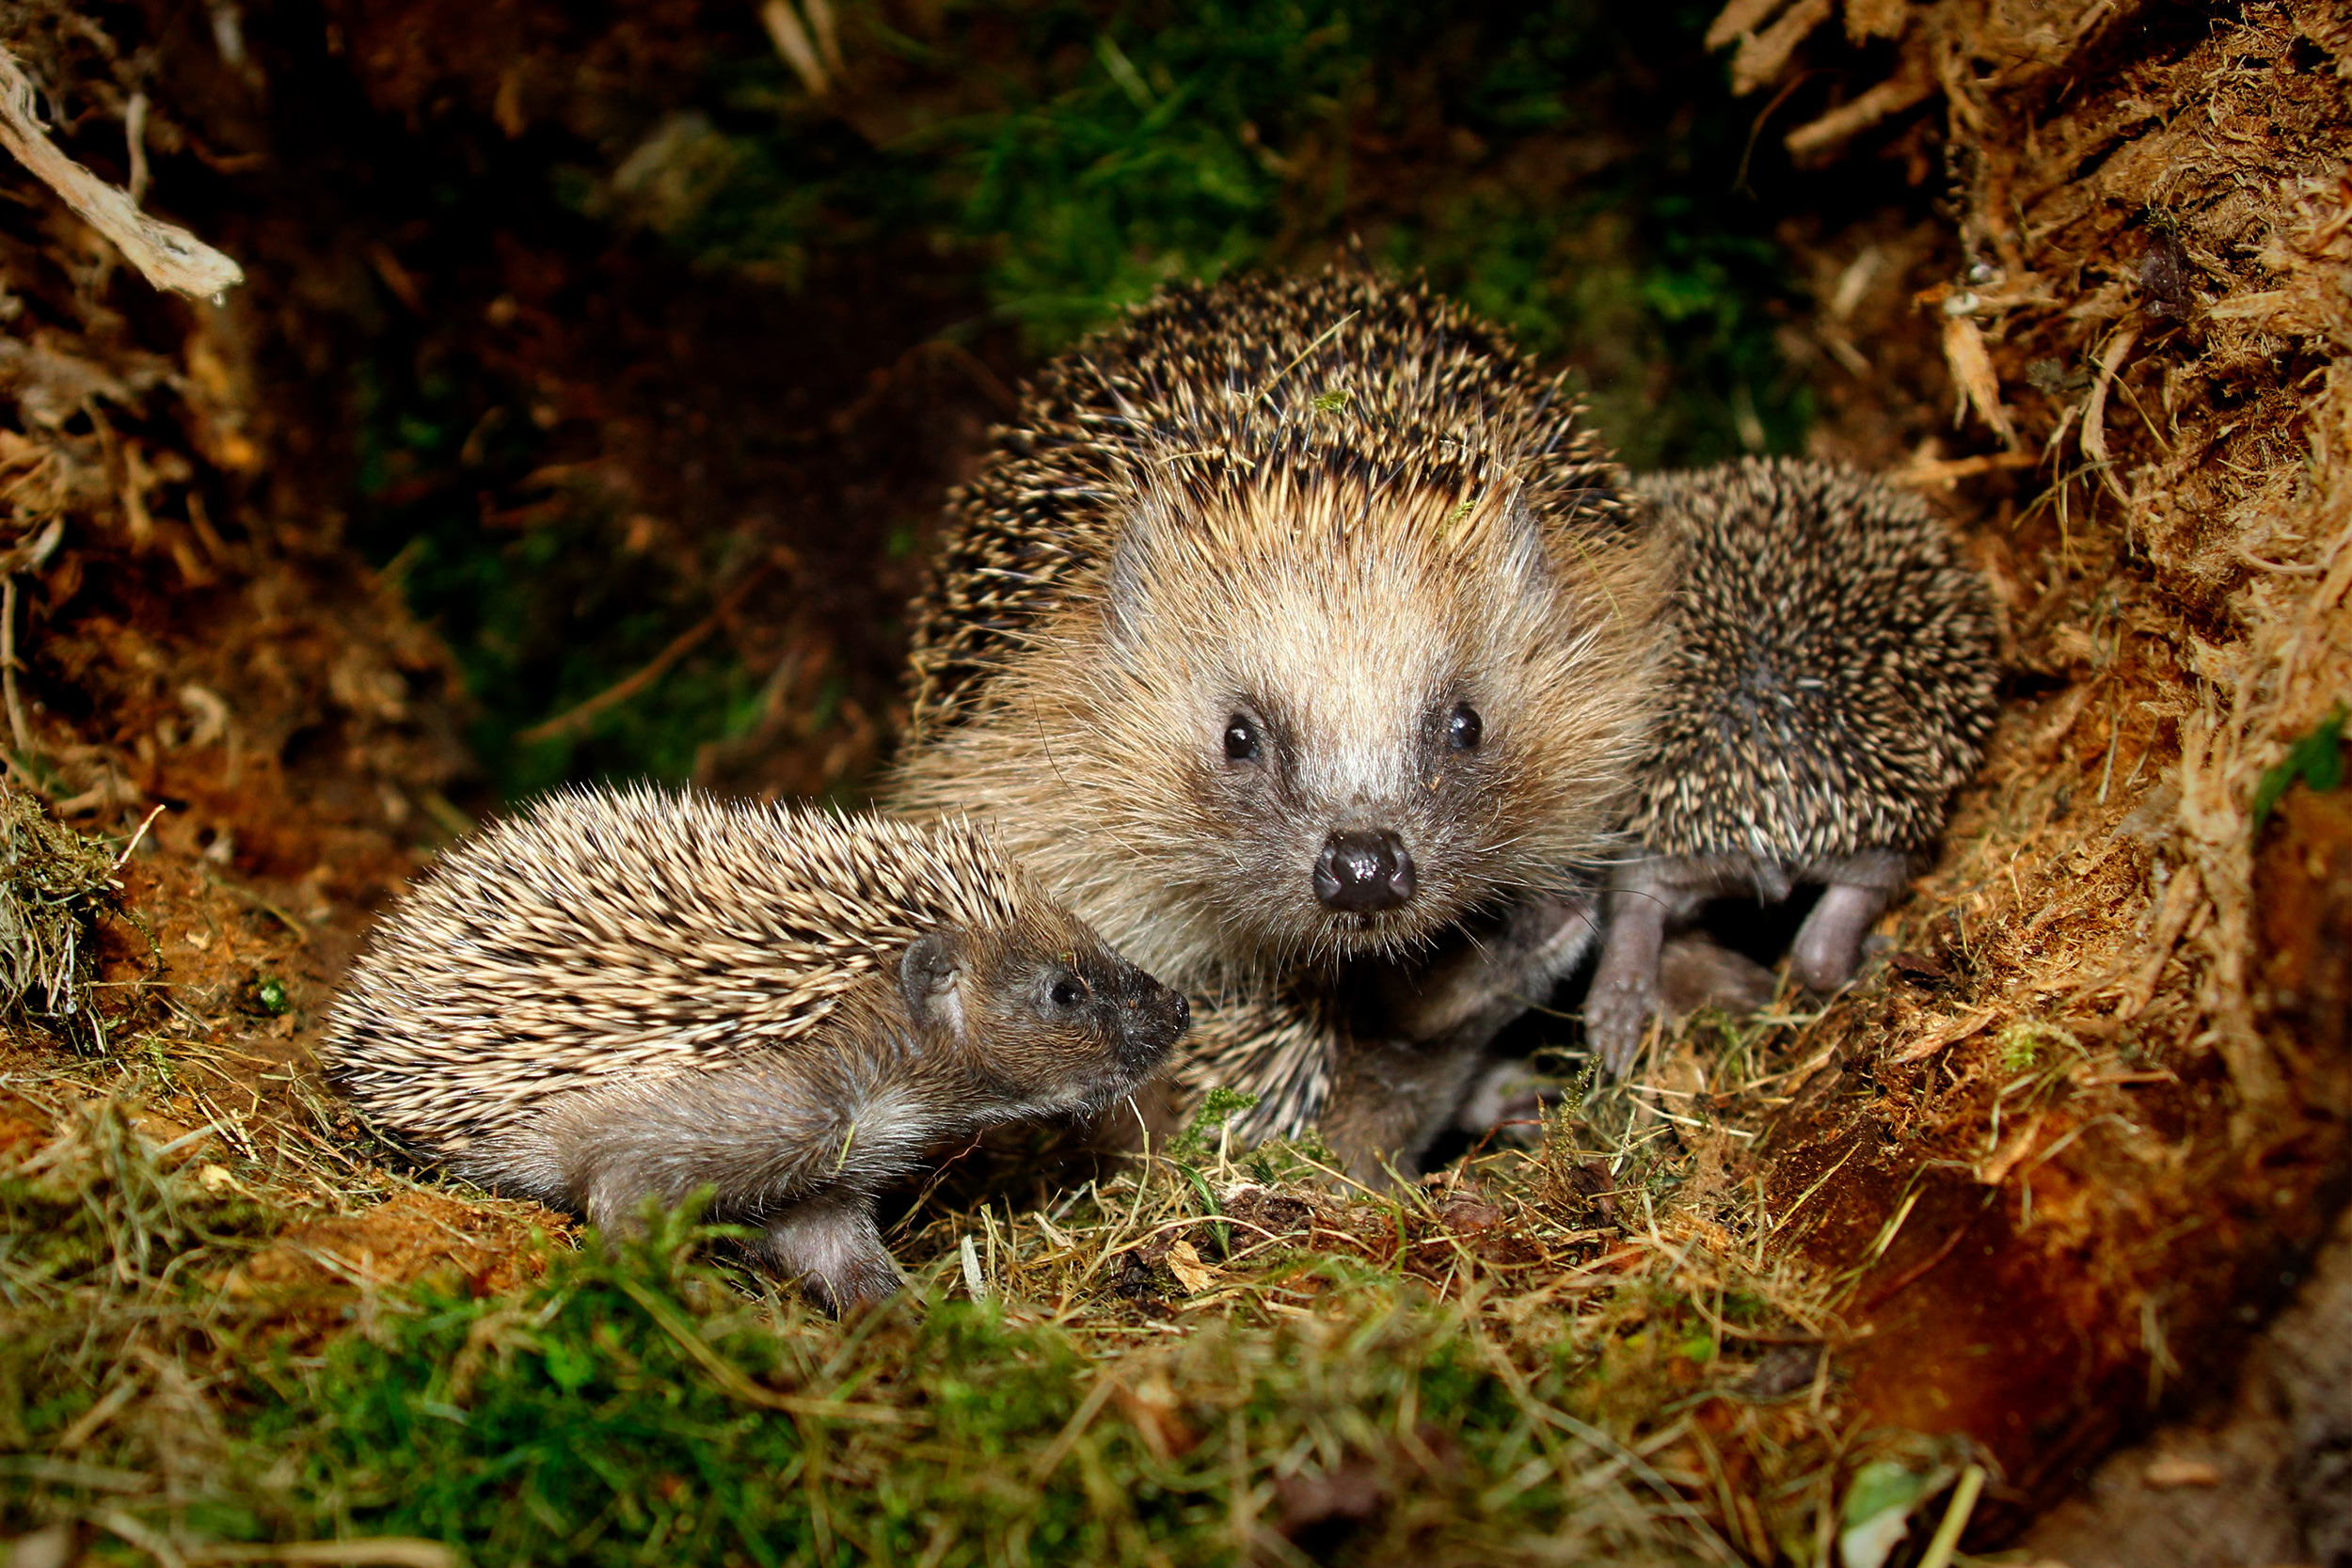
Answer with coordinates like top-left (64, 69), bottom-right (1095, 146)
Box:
top-left (1275, 1455), bottom-right (1387, 1544)
top-left (1886, 949), bottom-right (1951, 986)
top-left (1439, 1194), bottom-right (1503, 1232)
top-left (1942, 312), bottom-right (2019, 448)
top-left (1164, 1239), bottom-right (1216, 1294)
top-left (1113, 1371), bottom-right (1198, 1461)
top-left (1732, 1343), bottom-right (1824, 1402)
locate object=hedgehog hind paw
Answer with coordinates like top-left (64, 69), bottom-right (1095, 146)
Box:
top-left (1658, 932), bottom-right (1777, 1019)
top-left (1790, 879), bottom-right (1897, 994)
top-left (759, 1195), bottom-right (902, 1317)
top-left (797, 1263), bottom-right (902, 1319)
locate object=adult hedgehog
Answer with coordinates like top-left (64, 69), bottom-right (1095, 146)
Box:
top-left (892, 269), bottom-right (1662, 1171)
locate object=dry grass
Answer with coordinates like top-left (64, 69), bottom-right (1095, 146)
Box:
top-left (0, 790), bottom-right (139, 1051)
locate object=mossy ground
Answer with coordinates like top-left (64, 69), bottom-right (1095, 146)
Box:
top-left (0, 990), bottom-right (1885, 1567)
top-left (0, 8), bottom-right (1904, 1557)
top-left (0, 807), bottom-right (1931, 1564)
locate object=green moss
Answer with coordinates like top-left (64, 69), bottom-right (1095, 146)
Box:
top-left (0, 1096), bottom-right (1794, 1565)
top-left (2252, 702), bottom-right (2347, 830)
top-left (0, 1199), bottom-right (1715, 1562)
top-left (680, 0), bottom-right (1806, 463)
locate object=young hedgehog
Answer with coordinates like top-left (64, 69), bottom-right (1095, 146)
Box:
top-left (1583, 457), bottom-right (2000, 1075)
top-left (892, 268), bottom-right (1662, 1174)
top-left (325, 785), bottom-right (1188, 1312)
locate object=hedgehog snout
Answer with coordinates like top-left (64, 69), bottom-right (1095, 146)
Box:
top-left (1118, 980), bottom-right (1189, 1067)
top-left (1313, 829), bottom-right (1416, 913)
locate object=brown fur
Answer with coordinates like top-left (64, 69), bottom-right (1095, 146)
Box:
top-left (891, 270), bottom-right (1662, 1153)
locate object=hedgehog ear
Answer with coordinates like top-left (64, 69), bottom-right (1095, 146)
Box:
top-left (899, 930), bottom-right (969, 1043)
top-left (1105, 467), bottom-right (1203, 654)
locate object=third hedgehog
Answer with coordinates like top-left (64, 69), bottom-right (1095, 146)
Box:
top-left (325, 785), bottom-right (1187, 1312)
top-left (1584, 457), bottom-right (2000, 1073)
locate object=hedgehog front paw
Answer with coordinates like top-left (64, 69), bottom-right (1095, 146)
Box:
top-left (1583, 967), bottom-right (1661, 1080)
top-left (799, 1257), bottom-right (903, 1318)
top-left (1379, 890), bottom-right (1599, 1045)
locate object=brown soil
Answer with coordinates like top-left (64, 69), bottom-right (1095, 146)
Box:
top-left (224, 1189), bottom-right (561, 1303)
top-left (2018, 1196), bottom-right (2352, 1566)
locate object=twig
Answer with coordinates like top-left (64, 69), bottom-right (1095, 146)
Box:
top-left (1785, 67), bottom-right (1937, 161)
top-left (1915, 1465), bottom-right (1986, 1568)
top-left (1768, 1142), bottom-right (1858, 1236)
top-left (200, 867), bottom-right (308, 939)
top-left (762, 0), bottom-right (833, 97)
top-left (0, 516), bottom-right (59, 757)
top-left (2, 572), bottom-right (25, 754)
top-left (1888, 450), bottom-right (2042, 488)
top-left (1857, 1204), bottom-right (1984, 1313)
top-left (1735, 68), bottom-right (1829, 189)
top-left (111, 803), bottom-right (166, 872)
top-left (0, 49), bottom-right (242, 297)
top-left (123, 91), bottom-right (148, 205)
top-left (516, 552), bottom-right (789, 744)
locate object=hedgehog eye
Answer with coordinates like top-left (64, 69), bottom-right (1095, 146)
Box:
top-left (1447, 704), bottom-right (1484, 752)
top-left (1048, 974), bottom-right (1085, 1010)
top-left (1222, 714), bottom-right (1263, 764)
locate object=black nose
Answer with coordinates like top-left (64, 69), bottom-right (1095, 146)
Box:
top-left (1313, 830), bottom-right (1416, 912)
top-left (1121, 984), bottom-right (1189, 1060)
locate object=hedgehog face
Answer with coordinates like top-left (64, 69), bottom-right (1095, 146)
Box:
top-left (1065, 464), bottom-right (1656, 977)
top-left (888, 446), bottom-right (1661, 990)
top-left (1170, 592), bottom-right (1512, 966)
top-left (899, 918), bottom-right (1188, 1115)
